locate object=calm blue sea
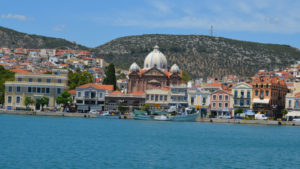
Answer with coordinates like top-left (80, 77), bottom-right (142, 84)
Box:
top-left (0, 114), bottom-right (300, 169)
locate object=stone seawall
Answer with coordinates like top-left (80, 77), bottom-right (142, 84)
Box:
top-left (197, 118), bottom-right (300, 126)
top-left (0, 110), bottom-right (97, 118)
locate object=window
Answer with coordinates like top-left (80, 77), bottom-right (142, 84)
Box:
top-left (219, 102), bottom-right (222, 107)
top-left (191, 97), bottom-right (195, 105)
top-left (289, 100), bottom-right (292, 108)
top-left (8, 86), bottom-right (12, 92)
top-left (77, 100), bottom-right (83, 104)
top-left (18, 78), bottom-right (22, 82)
top-left (155, 95), bottom-right (158, 101)
top-left (151, 95), bottom-right (154, 100)
top-left (234, 91), bottom-right (238, 98)
top-left (260, 90), bottom-right (264, 99)
top-left (85, 91), bottom-right (89, 97)
top-left (16, 87), bottom-right (21, 92)
top-left (160, 95), bottom-right (163, 101)
top-left (247, 91), bottom-right (250, 98)
top-left (225, 103), bottom-right (228, 108)
top-left (8, 96), bottom-right (12, 103)
top-left (225, 95), bottom-right (228, 101)
top-left (240, 100), bottom-right (244, 106)
top-left (38, 78), bottom-right (42, 83)
top-left (28, 87), bottom-right (32, 93)
top-left (29, 78), bottom-right (33, 82)
top-left (202, 97), bottom-right (206, 104)
top-left (47, 79), bottom-right (51, 83)
top-left (37, 88), bottom-right (41, 93)
top-left (234, 99), bottom-right (238, 105)
top-left (213, 102), bottom-right (216, 108)
top-left (99, 92), bottom-right (103, 98)
top-left (46, 88), bottom-right (50, 94)
top-left (219, 95), bottom-right (223, 101)
top-left (255, 90), bottom-right (258, 96)
top-left (42, 88), bottom-right (45, 93)
top-left (241, 91), bottom-right (244, 98)
top-left (164, 95), bottom-right (167, 101)
top-left (57, 88), bottom-right (61, 94)
top-left (266, 90), bottom-right (269, 96)
top-left (33, 87), bottom-right (36, 93)
top-left (78, 92), bottom-right (81, 97)
top-left (16, 96), bottom-right (21, 104)
top-left (58, 79), bottom-right (62, 83)
top-left (247, 100), bottom-right (250, 105)
top-left (146, 95), bottom-right (149, 100)
top-left (296, 100), bottom-right (299, 109)
top-left (213, 95), bottom-right (216, 101)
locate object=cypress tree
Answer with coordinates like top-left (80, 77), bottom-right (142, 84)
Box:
top-left (103, 63), bottom-right (117, 90)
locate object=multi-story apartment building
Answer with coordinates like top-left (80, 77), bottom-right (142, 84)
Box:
top-left (232, 82), bottom-right (253, 111)
top-left (169, 84), bottom-right (188, 107)
top-left (5, 73), bottom-right (68, 110)
top-left (209, 90), bottom-right (233, 117)
top-left (145, 88), bottom-right (170, 110)
top-left (188, 88), bottom-right (210, 110)
top-left (285, 82), bottom-right (300, 111)
top-left (75, 83), bottom-right (113, 112)
top-left (252, 75), bottom-right (289, 118)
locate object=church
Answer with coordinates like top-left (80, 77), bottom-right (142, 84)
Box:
top-left (128, 45), bottom-right (182, 93)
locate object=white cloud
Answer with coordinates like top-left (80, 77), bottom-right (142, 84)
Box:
top-left (53, 24), bottom-right (66, 32)
top-left (0, 13), bottom-right (33, 21)
top-left (150, 1), bottom-right (172, 14)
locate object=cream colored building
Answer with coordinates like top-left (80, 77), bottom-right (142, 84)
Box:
top-left (5, 73), bottom-right (68, 110)
top-left (188, 88), bottom-right (210, 109)
top-left (145, 88), bottom-right (170, 110)
top-left (231, 82), bottom-right (253, 111)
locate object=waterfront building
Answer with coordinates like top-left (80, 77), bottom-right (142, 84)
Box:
top-left (232, 82), bottom-right (253, 111)
top-left (127, 45), bottom-right (181, 93)
top-left (285, 82), bottom-right (300, 112)
top-left (75, 83), bottom-right (113, 112)
top-left (209, 90), bottom-right (233, 117)
top-left (145, 88), bottom-right (170, 110)
top-left (5, 73), bottom-right (67, 110)
top-left (252, 75), bottom-right (289, 118)
top-left (105, 91), bottom-right (145, 112)
top-left (169, 84), bottom-right (188, 107)
top-left (188, 88), bottom-right (210, 109)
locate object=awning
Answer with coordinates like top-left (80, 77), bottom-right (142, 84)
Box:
top-left (287, 111), bottom-right (300, 117)
top-left (245, 110), bottom-right (255, 116)
top-left (253, 98), bottom-right (270, 104)
top-left (77, 105), bottom-right (89, 110)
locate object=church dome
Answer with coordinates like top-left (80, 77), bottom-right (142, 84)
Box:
top-left (144, 45), bottom-right (168, 70)
top-left (129, 62), bottom-right (140, 72)
top-left (170, 64), bottom-right (180, 73)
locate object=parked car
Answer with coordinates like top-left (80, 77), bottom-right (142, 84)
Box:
top-left (292, 118), bottom-right (300, 122)
top-left (255, 114), bottom-right (268, 120)
top-left (89, 110), bottom-right (100, 115)
top-left (219, 115), bottom-right (231, 119)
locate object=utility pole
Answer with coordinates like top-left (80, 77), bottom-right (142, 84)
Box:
top-left (210, 25), bottom-right (213, 36)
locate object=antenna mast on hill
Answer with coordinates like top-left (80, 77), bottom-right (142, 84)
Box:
top-left (210, 25), bottom-right (213, 36)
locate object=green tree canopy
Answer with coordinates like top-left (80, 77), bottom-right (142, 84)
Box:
top-left (68, 70), bottom-right (93, 90)
top-left (141, 103), bottom-right (150, 113)
top-left (56, 91), bottom-right (73, 109)
top-left (181, 71), bottom-right (191, 84)
top-left (103, 63), bottom-right (117, 90)
top-left (36, 97), bottom-right (49, 111)
top-left (24, 97), bottom-right (34, 110)
top-left (235, 108), bottom-right (243, 114)
top-left (0, 66), bottom-right (15, 104)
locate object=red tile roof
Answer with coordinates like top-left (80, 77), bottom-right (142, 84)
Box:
top-left (10, 69), bottom-right (31, 74)
top-left (77, 83), bottom-right (114, 91)
top-left (68, 90), bottom-right (76, 95)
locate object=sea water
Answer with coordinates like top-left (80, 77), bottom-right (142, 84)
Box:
top-left (0, 114), bottom-right (300, 169)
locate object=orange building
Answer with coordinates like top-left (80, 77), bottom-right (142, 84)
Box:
top-left (252, 75), bottom-right (289, 118)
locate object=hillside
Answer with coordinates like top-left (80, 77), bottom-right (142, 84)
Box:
top-left (93, 34), bottom-right (300, 79)
top-left (0, 26), bottom-right (88, 50)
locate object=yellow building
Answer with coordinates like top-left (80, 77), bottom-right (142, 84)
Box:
top-left (188, 88), bottom-right (210, 109)
top-left (5, 73), bottom-right (68, 110)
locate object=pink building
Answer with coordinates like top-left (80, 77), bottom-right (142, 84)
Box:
top-left (209, 90), bottom-right (233, 117)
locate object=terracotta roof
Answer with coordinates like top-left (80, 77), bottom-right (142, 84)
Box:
top-left (205, 83), bottom-right (222, 87)
top-left (68, 90), bottom-right (76, 95)
top-left (77, 83), bottom-right (114, 91)
top-left (10, 69), bottom-right (31, 74)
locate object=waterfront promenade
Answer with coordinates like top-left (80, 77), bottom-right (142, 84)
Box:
top-left (1, 109), bottom-right (300, 126)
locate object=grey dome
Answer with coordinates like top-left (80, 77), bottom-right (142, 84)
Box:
top-left (143, 45), bottom-right (168, 70)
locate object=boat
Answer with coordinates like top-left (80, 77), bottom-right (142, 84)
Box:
top-left (133, 110), bottom-right (152, 120)
top-left (169, 112), bottom-right (200, 121)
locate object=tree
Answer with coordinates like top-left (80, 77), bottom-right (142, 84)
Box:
top-left (0, 66), bottom-right (15, 104)
top-left (68, 70), bottom-right (93, 90)
top-left (103, 63), bottom-right (117, 90)
top-left (36, 97), bottom-right (49, 111)
top-left (44, 71), bottom-right (52, 74)
top-left (281, 109), bottom-right (288, 117)
top-left (117, 104), bottom-right (125, 114)
top-left (235, 108), bottom-right (243, 114)
top-left (141, 103), bottom-right (150, 113)
top-left (117, 73), bottom-right (127, 80)
top-left (24, 97), bottom-right (34, 110)
top-left (181, 71), bottom-right (191, 83)
top-left (56, 91), bottom-right (73, 111)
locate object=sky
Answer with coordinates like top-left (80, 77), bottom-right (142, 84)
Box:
top-left (1, 0), bottom-right (300, 48)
